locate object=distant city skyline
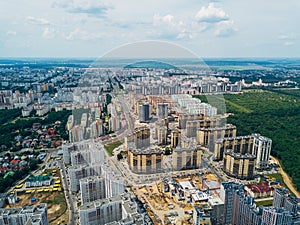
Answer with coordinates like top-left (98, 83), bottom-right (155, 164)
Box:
top-left (1, 0), bottom-right (299, 58)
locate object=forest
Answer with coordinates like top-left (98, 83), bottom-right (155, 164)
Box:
top-left (196, 89), bottom-right (300, 192)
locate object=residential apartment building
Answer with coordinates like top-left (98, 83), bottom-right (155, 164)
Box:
top-left (0, 204), bottom-right (48, 225)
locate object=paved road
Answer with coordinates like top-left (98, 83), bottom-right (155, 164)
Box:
top-left (59, 159), bottom-right (76, 225)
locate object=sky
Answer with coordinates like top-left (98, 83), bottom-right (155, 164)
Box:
top-left (0, 0), bottom-right (299, 58)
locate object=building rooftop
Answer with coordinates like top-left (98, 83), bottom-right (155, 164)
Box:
top-left (246, 182), bottom-right (274, 193)
top-left (179, 180), bottom-right (195, 190)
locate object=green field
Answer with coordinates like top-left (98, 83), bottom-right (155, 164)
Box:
top-left (196, 89), bottom-right (300, 191)
top-left (104, 141), bottom-right (123, 156)
top-left (255, 199), bottom-right (273, 207)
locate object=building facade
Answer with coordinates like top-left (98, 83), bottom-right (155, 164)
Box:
top-left (79, 198), bottom-right (124, 225)
top-left (80, 176), bottom-right (125, 205)
top-left (69, 164), bottom-right (102, 192)
top-left (197, 124), bottom-right (236, 151)
top-left (128, 148), bottom-right (164, 174)
top-left (172, 146), bottom-right (202, 171)
top-left (214, 134), bottom-right (272, 170)
top-left (157, 103), bottom-right (168, 119)
top-left (223, 150), bottom-right (256, 180)
top-left (139, 102), bottom-right (150, 123)
top-left (0, 204), bottom-right (48, 225)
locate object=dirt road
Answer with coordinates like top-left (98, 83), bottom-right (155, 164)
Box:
top-left (271, 156), bottom-right (300, 197)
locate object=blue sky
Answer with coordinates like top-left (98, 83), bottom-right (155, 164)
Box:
top-left (0, 0), bottom-right (299, 58)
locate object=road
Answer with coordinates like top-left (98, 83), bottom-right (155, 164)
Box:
top-left (270, 156), bottom-right (300, 197)
top-left (59, 159), bottom-right (76, 225)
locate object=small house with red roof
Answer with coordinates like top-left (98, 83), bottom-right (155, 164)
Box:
top-left (245, 181), bottom-right (274, 198)
top-left (10, 159), bottom-right (20, 166)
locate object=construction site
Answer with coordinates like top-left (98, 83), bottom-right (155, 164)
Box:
top-left (133, 173), bottom-right (220, 225)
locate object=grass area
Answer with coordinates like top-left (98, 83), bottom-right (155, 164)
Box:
top-left (42, 191), bottom-right (66, 205)
top-left (44, 192), bottom-right (67, 223)
top-left (195, 89), bottom-right (300, 192)
top-left (104, 141), bottom-right (122, 156)
top-left (265, 174), bottom-right (284, 185)
top-left (255, 199), bottom-right (273, 207)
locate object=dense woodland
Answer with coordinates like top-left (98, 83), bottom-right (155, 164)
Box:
top-left (196, 89), bottom-right (300, 192)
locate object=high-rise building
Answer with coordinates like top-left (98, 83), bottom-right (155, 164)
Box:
top-left (252, 134), bottom-right (272, 170)
top-left (70, 148), bottom-right (104, 166)
top-left (79, 197), bottom-right (124, 225)
top-left (157, 126), bottom-right (168, 145)
top-left (63, 141), bottom-right (103, 165)
top-left (223, 150), bottom-right (256, 180)
top-left (80, 176), bottom-right (125, 205)
top-left (139, 102), bottom-right (150, 122)
top-left (171, 129), bottom-right (181, 148)
top-left (220, 182), bottom-right (297, 225)
top-left (128, 147), bottom-right (163, 174)
top-left (273, 188), bottom-right (299, 215)
top-left (157, 103), bottom-right (168, 119)
top-left (133, 127), bottom-right (150, 149)
top-left (0, 204), bottom-right (48, 225)
top-left (208, 196), bottom-right (224, 225)
top-left (69, 164), bottom-right (102, 192)
top-left (178, 113), bottom-right (204, 129)
top-left (273, 188), bottom-right (289, 209)
top-left (194, 205), bottom-right (212, 225)
top-left (214, 134), bottom-right (272, 170)
top-left (261, 207), bottom-right (293, 225)
top-left (220, 182), bottom-right (245, 225)
top-left (197, 124), bottom-right (236, 151)
top-left (172, 146), bottom-right (202, 171)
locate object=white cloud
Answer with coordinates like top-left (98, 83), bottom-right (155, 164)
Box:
top-left (64, 28), bottom-right (104, 40)
top-left (214, 20), bottom-right (237, 37)
top-left (196, 3), bottom-right (229, 23)
top-left (53, 0), bottom-right (112, 17)
top-left (42, 28), bottom-right (56, 39)
top-left (277, 33), bottom-right (296, 46)
top-left (153, 14), bottom-right (176, 27)
top-left (26, 16), bottom-right (51, 25)
top-left (152, 14), bottom-right (193, 39)
top-left (6, 30), bottom-right (17, 36)
top-left (278, 33), bottom-right (296, 40)
top-left (284, 41), bottom-right (294, 46)
top-left (278, 35), bottom-right (290, 40)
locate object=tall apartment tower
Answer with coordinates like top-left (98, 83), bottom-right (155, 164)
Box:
top-left (273, 188), bottom-right (299, 215)
top-left (80, 176), bottom-right (125, 205)
top-left (172, 147), bottom-right (202, 171)
top-left (79, 197), bottom-right (124, 225)
top-left (69, 164), bottom-right (102, 192)
top-left (197, 124), bottom-right (236, 151)
top-left (80, 177), bottom-right (106, 204)
top-left (220, 182), bottom-right (245, 225)
top-left (139, 102), bottom-right (150, 122)
top-left (171, 129), bottom-right (181, 148)
top-left (157, 103), bottom-right (168, 119)
top-left (223, 150), bottom-right (256, 180)
top-left (252, 134), bottom-right (272, 170)
top-left (214, 134), bottom-right (272, 170)
top-left (157, 126), bottom-right (168, 145)
top-left (133, 127), bottom-right (150, 149)
top-left (261, 207), bottom-right (293, 225)
top-left (0, 204), bottom-right (49, 225)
